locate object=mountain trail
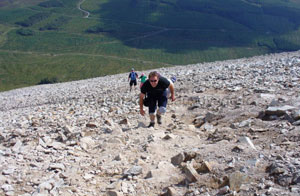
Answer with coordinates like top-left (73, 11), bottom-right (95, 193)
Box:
top-left (0, 51), bottom-right (300, 195)
top-left (78, 0), bottom-right (90, 18)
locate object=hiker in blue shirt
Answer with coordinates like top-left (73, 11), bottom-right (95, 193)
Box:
top-left (128, 68), bottom-right (138, 91)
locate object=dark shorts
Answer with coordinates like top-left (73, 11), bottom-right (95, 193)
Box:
top-left (148, 90), bottom-right (168, 114)
top-left (130, 80), bottom-right (137, 86)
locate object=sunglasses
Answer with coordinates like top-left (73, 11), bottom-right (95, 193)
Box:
top-left (150, 80), bottom-right (158, 82)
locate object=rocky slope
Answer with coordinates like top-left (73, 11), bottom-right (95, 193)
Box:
top-left (0, 51), bottom-right (300, 196)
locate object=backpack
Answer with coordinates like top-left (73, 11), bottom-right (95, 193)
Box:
top-left (130, 72), bottom-right (137, 80)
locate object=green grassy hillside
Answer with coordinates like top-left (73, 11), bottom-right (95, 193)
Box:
top-left (0, 0), bottom-right (300, 91)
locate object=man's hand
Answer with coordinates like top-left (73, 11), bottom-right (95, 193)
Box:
top-left (140, 108), bottom-right (145, 116)
top-left (169, 83), bottom-right (175, 102)
top-left (139, 93), bottom-right (146, 116)
top-left (171, 94), bottom-right (175, 102)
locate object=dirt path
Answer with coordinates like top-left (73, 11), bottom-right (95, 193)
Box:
top-left (77, 0), bottom-right (90, 18)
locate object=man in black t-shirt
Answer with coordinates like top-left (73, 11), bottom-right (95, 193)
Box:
top-left (139, 71), bottom-right (175, 127)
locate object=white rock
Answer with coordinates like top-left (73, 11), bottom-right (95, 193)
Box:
top-left (12, 139), bottom-right (22, 153)
top-left (39, 181), bottom-right (53, 191)
top-left (1, 184), bottom-right (14, 192)
top-left (238, 136), bottom-right (257, 150)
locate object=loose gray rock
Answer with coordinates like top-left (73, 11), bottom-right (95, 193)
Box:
top-left (123, 165), bottom-right (143, 177)
top-left (0, 51), bottom-right (299, 195)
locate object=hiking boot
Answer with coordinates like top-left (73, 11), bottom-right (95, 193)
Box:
top-left (156, 114), bottom-right (162, 124)
top-left (148, 122), bottom-right (155, 128)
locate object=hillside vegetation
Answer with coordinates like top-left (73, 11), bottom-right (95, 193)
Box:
top-left (0, 0), bottom-right (300, 91)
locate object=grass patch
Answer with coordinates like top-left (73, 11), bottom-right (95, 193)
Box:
top-left (0, 50), bottom-right (167, 91)
top-left (0, 24), bottom-right (15, 46)
top-left (39, 16), bottom-right (71, 31)
top-left (38, 0), bottom-right (64, 8)
top-left (15, 12), bottom-right (52, 27)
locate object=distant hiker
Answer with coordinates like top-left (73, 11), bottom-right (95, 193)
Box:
top-left (166, 76), bottom-right (176, 98)
top-left (128, 68), bottom-right (138, 91)
top-left (139, 73), bottom-right (147, 89)
top-left (139, 71), bottom-right (175, 127)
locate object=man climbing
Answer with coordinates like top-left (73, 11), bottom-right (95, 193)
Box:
top-left (128, 68), bottom-right (138, 91)
top-left (139, 71), bottom-right (175, 127)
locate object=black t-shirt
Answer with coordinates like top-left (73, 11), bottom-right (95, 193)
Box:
top-left (141, 76), bottom-right (170, 97)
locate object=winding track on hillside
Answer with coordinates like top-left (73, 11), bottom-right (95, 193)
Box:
top-left (75, 0), bottom-right (233, 40)
top-left (25, 1), bottom-right (250, 47)
top-left (7, 1), bottom-right (255, 65)
top-left (77, 0), bottom-right (90, 18)
top-left (2, 0), bottom-right (172, 64)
